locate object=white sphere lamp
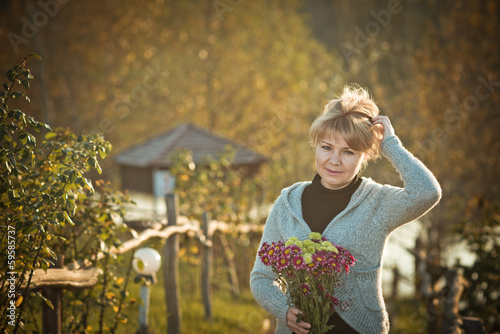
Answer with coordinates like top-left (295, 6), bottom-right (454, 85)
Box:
top-left (133, 247), bottom-right (162, 276)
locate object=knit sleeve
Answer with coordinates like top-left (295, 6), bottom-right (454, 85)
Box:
top-left (249, 196), bottom-right (292, 331)
top-left (377, 135), bottom-right (442, 231)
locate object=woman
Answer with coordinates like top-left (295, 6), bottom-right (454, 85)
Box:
top-left (250, 85), bottom-right (442, 334)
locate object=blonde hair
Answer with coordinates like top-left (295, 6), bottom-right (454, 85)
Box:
top-left (310, 84), bottom-right (382, 161)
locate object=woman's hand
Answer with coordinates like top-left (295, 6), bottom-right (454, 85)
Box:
top-left (371, 115), bottom-right (395, 140)
top-left (287, 306), bottom-right (311, 334)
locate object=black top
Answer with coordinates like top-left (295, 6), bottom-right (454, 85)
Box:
top-left (300, 173), bottom-right (361, 334)
top-left (302, 174), bottom-right (362, 234)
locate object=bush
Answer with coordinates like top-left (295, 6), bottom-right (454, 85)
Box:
top-left (0, 54), bottom-right (135, 333)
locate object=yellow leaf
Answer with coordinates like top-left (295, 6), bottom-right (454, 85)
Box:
top-left (116, 277), bottom-right (124, 285)
top-left (15, 295), bottom-right (23, 307)
top-left (45, 132), bottom-right (57, 139)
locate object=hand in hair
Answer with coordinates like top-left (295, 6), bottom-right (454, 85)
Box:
top-left (371, 115), bottom-right (395, 140)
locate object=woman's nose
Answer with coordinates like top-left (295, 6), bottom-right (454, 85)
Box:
top-left (329, 152), bottom-right (341, 165)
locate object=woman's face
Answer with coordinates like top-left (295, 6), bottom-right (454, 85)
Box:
top-left (315, 133), bottom-right (366, 190)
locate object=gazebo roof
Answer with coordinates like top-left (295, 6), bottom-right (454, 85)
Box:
top-left (114, 123), bottom-right (267, 168)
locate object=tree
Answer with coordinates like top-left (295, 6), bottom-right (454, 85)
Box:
top-left (0, 0), bottom-right (342, 199)
top-left (410, 2), bottom-right (500, 330)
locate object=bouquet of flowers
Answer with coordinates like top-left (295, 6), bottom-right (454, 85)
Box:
top-left (258, 232), bottom-right (356, 334)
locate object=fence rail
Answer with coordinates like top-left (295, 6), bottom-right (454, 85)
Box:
top-left (21, 218), bottom-right (261, 285)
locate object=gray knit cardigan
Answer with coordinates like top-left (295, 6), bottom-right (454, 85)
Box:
top-left (250, 135), bottom-right (442, 334)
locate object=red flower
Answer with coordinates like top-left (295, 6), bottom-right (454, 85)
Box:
top-left (292, 256), bottom-right (305, 269)
top-left (261, 254), bottom-right (271, 266)
top-left (301, 283), bottom-right (311, 296)
top-left (276, 256), bottom-right (290, 271)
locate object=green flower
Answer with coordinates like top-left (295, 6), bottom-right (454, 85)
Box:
top-left (327, 246), bottom-right (339, 253)
top-left (294, 241), bottom-right (304, 249)
top-left (285, 237), bottom-right (299, 247)
top-left (308, 232), bottom-right (322, 240)
top-left (321, 241), bottom-right (333, 247)
top-left (303, 240), bottom-right (316, 248)
top-left (303, 253), bottom-right (313, 264)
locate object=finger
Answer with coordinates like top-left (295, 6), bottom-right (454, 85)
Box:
top-left (371, 116), bottom-right (387, 123)
top-left (293, 327), bottom-right (311, 334)
top-left (287, 307), bottom-right (311, 333)
top-left (371, 116), bottom-right (395, 138)
top-left (290, 322), bottom-right (311, 334)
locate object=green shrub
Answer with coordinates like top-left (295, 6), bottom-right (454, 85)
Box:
top-left (0, 54), bottom-right (135, 333)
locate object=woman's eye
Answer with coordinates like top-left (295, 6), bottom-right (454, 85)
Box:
top-left (322, 146), bottom-right (331, 150)
top-left (345, 150), bottom-right (354, 155)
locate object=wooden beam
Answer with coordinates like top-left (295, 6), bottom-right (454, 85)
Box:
top-left (114, 221), bottom-right (211, 255)
top-left (94, 217), bottom-right (263, 262)
top-left (21, 267), bottom-right (100, 289)
top-left (103, 217), bottom-right (262, 260)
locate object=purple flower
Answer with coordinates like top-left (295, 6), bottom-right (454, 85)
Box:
top-left (301, 283), bottom-right (311, 296)
top-left (305, 260), bottom-right (318, 272)
top-left (276, 255), bottom-right (290, 271)
top-left (313, 251), bottom-right (326, 266)
top-left (326, 293), bottom-right (339, 311)
top-left (292, 255), bottom-right (306, 270)
top-left (258, 242), bottom-right (269, 258)
top-left (288, 244), bottom-right (302, 255)
top-left (261, 254), bottom-right (271, 266)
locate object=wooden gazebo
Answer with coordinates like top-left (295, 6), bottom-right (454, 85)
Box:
top-left (114, 123), bottom-right (267, 194)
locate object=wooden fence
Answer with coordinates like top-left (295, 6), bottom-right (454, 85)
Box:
top-left (25, 193), bottom-right (264, 334)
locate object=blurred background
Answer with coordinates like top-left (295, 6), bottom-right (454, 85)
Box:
top-left (1, 0), bottom-right (499, 333)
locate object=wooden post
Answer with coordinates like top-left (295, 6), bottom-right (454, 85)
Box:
top-left (462, 317), bottom-right (486, 334)
top-left (218, 232), bottom-right (240, 299)
top-left (201, 211), bottom-right (212, 320)
top-left (442, 269), bottom-right (467, 333)
top-left (137, 281), bottom-right (152, 334)
top-left (163, 193), bottom-right (181, 334)
top-left (391, 266), bottom-right (400, 300)
top-left (42, 255), bottom-right (64, 334)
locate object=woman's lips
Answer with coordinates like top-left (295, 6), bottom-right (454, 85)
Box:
top-left (326, 168), bottom-right (342, 175)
